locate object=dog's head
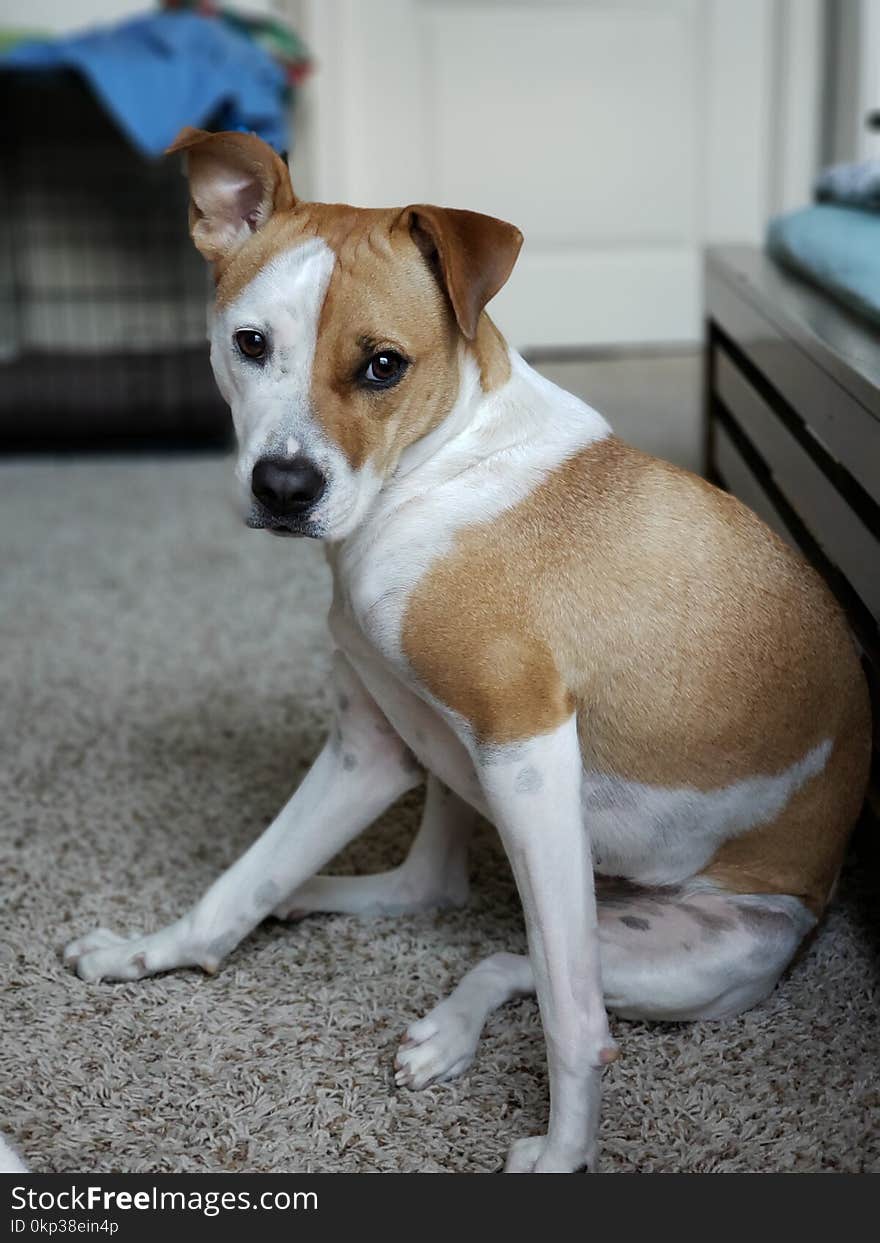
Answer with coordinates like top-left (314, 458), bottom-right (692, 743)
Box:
top-left (169, 128), bottom-right (522, 540)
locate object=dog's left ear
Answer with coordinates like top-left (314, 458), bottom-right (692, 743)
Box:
top-left (167, 127), bottom-right (296, 265)
top-left (404, 205), bottom-right (523, 340)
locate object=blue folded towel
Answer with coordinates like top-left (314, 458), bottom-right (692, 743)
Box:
top-left (766, 204), bottom-right (880, 328)
top-left (1, 11), bottom-right (289, 157)
top-left (815, 160), bottom-right (880, 212)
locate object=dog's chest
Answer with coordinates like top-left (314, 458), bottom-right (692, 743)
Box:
top-left (322, 469), bottom-right (487, 804)
top-left (328, 592), bottom-right (487, 814)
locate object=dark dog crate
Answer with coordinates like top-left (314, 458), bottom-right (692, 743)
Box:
top-left (0, 73), bottom-right (230, 450)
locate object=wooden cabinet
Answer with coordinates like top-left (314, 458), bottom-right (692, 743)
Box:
top-left (704, 246), bottom-right (880, 829)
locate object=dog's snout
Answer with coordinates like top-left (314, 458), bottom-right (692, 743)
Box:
top-left (251, 455), bottom-right (326, 516)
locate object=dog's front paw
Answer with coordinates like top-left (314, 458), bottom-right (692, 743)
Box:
top-left (63, 919), bottom-right (201, 983)
top-left (504, 1135), bottom-right (596, 1174)
top-left (63, 928), bottom-right (138, 981)
top-left (63, 928), bottom-right (155, 982)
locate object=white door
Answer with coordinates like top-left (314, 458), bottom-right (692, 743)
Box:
top-left (292, 0), bottom-right (820, 350)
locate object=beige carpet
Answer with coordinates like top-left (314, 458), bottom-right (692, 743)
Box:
top-left (1, 453), bottom-right (878, 1174)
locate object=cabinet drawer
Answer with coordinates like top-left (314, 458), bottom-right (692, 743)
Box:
top-left (716, 350), bottom-right (880, 618)
top-left (706, 265), bottom-right (880, 502)
top-left (713, 422), bottom-right (797, 551)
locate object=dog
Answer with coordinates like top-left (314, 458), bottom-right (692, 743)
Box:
top-left (0, 1131), bottom-right (27, 1174)
top-left (64, 128), bottom-right (871, 1173)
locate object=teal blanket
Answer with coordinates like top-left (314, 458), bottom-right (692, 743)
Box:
top-left (766, 204), bottom-right (880, 328)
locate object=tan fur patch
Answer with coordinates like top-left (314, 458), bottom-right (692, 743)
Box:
top-left (702, 714), bottom-right (868, 915)
top-left (402, 436), bottom-right (871, 911)
top-left (472, 316), bottom-right (511, 392)
top-left (309, 210), bottom-right (460, 472)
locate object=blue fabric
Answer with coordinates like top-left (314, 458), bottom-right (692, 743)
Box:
top-left (1, 12), bottom-right (288, 157)
top-left (766, 204), bottom-right (880, 328)
top-left (815, 160), bottom-right (880, 212)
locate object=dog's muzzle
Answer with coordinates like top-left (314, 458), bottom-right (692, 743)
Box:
top-left (247, 454), bottom-right (326, 536)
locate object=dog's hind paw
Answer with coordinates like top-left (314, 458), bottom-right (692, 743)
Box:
top-left (394, 1003), bottom-right (481, 1090)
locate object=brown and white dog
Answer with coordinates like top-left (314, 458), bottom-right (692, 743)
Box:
top-left (65, 129), bottom-right (871, 1173)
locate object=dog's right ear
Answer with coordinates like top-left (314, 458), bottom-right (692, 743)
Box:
top-left (166, 127), bottom-right (296, 265)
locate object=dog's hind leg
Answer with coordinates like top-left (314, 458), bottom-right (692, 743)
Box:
top-left (64, 653), bottom-right (422, 983)
top-left (273, 773), bottom-right (475, 919)
top-left (395, 951), bottom-right (534, 1089)
top-left (394, 877), bottom-right (817, 1090)
top-left (595, 879), bottom-right (816, 1021)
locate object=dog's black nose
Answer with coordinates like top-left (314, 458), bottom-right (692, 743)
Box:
top-left (251, 455), bottom-right (326, 516)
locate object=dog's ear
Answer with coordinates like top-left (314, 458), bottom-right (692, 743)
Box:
top-left (166, 127), bottom-right (296, 265)
top-left (403, 205), bottom-right (523, 340)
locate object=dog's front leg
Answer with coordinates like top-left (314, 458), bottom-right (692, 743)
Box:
top-left (477, 716), bottom-right (615, 1173)
top-left (64, 654), bottom-right (420, 983)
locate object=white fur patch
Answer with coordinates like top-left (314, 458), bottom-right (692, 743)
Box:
top-left (210, 238), bottom-right (379, 536)
top-left (0, 1131), bottom-right (27, 1173)
top-left (583, 738), bottom-right (833, 885)
top-left (211, 237), bottom-right (334, 478)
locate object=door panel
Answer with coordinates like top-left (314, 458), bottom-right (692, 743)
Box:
top-left (296, 0), bottom-right (796, 349)
top-left (418, 4), bottom-right (699, 244)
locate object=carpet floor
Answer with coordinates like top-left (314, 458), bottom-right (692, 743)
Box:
top-left (1, 453), bottom-right (878, 1174)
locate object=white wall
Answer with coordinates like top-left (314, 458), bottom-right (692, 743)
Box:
top-left (825, 0), bottom-right (880, 162)
top-left (0, 0), bottom-right (283, 32)
top-left (853, 0), bottom-right (880, 159)
top-left (770, 0), bottom-right (823, 213)
top-left (1, 1), bottom-right (146, 29)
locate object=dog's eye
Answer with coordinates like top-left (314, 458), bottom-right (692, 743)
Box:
top-left (363, 351), bottom-right (407, 388)
top-left (235, 329), bottom-right (267, 360)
